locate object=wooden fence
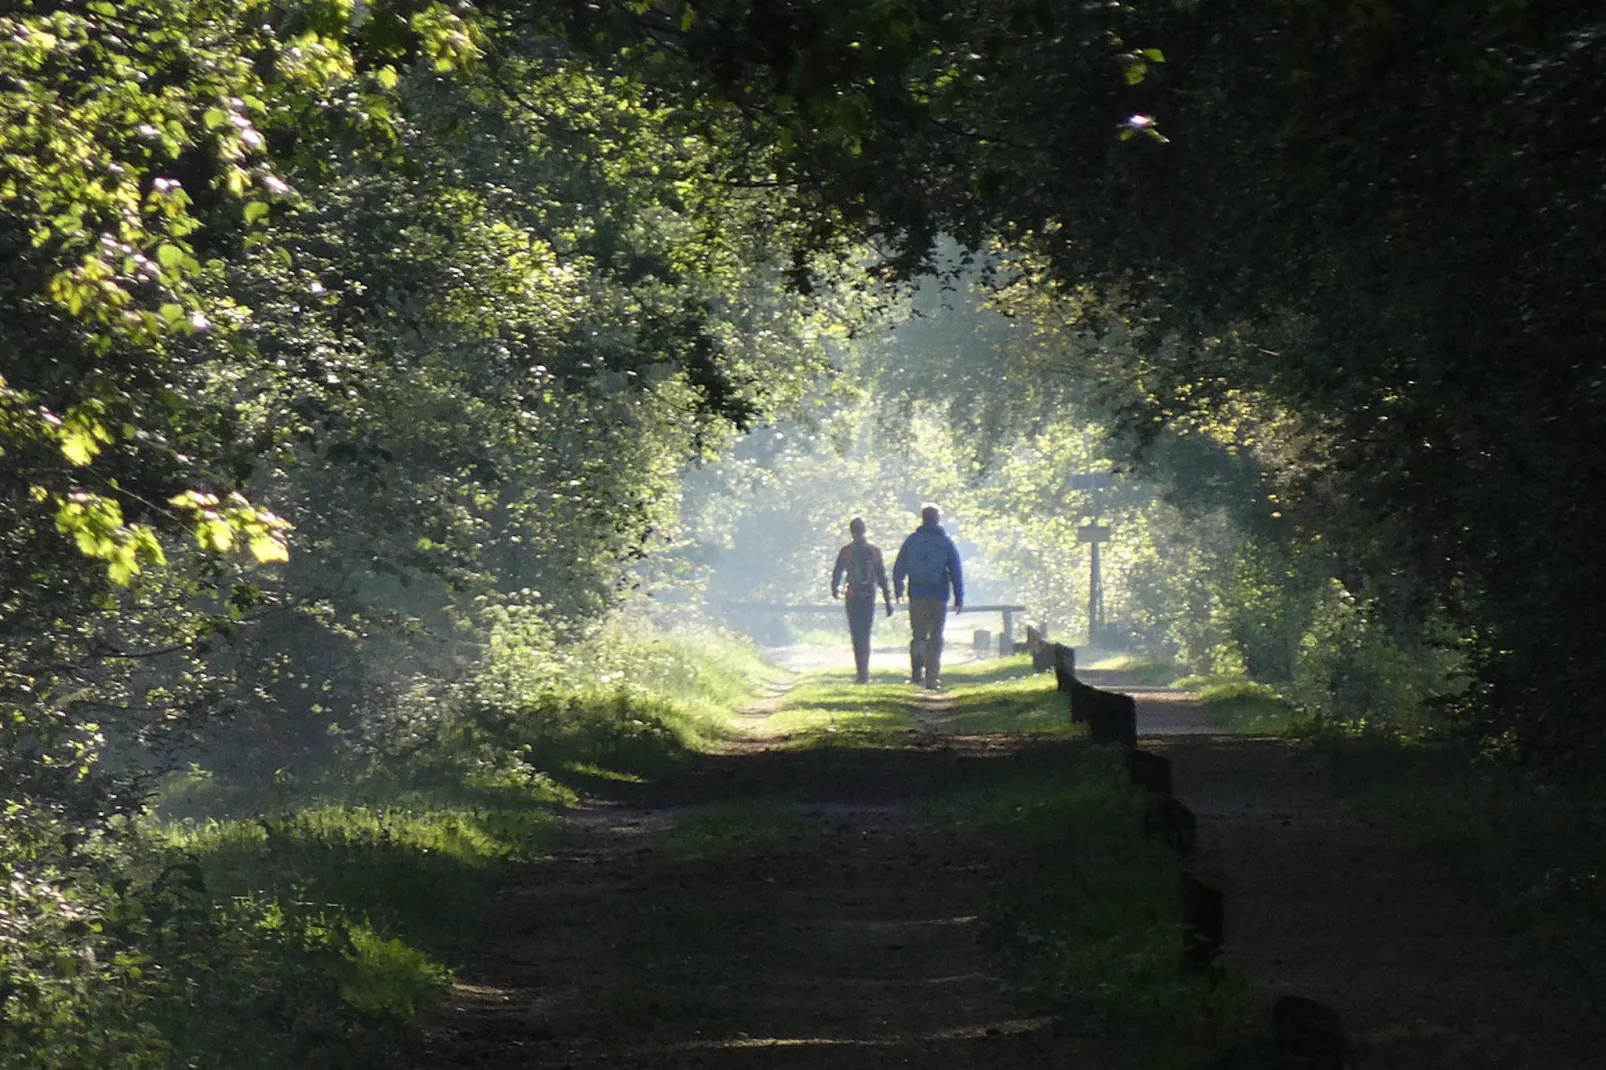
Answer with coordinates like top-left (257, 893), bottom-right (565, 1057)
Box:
top-left (1022, 628), bottom-right (1228, 985)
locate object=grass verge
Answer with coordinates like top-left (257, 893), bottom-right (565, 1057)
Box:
top-left (121, 623), bottom-right (773, 1067)
top-left (747, 676), bottom-right (920, 743)
top-left (1085, 651), bottom-right (1185, 685)
top-left (927, 660), bottom-right (1263, 1066)
top-left (940, 655), bottom-right (1079, 734)
top-left (1172, 675), bottom-right (1301, 733)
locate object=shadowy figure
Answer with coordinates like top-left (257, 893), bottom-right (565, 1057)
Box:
top-left (831, 516), bottom-right (893, 684)
top-left (892, 503), bottom-right (964, 691)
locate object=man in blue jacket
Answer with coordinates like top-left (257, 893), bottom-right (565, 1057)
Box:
top-left (892, 503), bottom-right (964, 691)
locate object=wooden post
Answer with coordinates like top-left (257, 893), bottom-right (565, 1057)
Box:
top-left (1089, 691), bottom-right (1138, 747)
top-left (1051, 643), bottom-right (1076, 692)
top-left (1180, 872), bottom-right (1224, 975)
top-left (1144, 796), bottom-right (1197, 854)
top-left (972, 629), bottom-right (991, 658)
top-left (1027, 626), bottom-right (1053, 672)
top-left (1272, 996), bottom-right (1348, 1070)
top-left (1000, 609), bottom-right (1015, 648)
top-left (1126, 750), bottom-right (1173, 796)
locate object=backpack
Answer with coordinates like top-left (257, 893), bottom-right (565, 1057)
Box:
top-left (902, 530), bottom-right (950, 588)
top-left (846, 542), bottom-right (879, 595)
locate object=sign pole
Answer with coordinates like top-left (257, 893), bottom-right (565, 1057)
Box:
top-left (1088, 538), bottom-right (1104, 644)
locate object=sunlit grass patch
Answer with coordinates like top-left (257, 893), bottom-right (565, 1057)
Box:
top-left (751, 676), bottom-right (919, 743)
top-left (167, 803), bottom-right (556, 956)
top-left (338, 923), bottom-right (455, 1018)
top-left (660, 803), bottom-right (828, 860)
top-left (1085, 652), bottom-right (1183, 685)
top-left (943, 669), bottom-right (1079, 735)
top-left (561, 761), bottom-right (647, 783)
top-left (940, 652), bottom-right (1037, 684)
top-left (1172, 675), bottom-right (1299, 732)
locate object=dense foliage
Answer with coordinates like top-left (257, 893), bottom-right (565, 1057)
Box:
top-left (6, 0), bottom-right (1605, 1060)
top-left (0, 2), bottom-right (818, 1062)
top-left (573, 0), bottom-right (1606, 761)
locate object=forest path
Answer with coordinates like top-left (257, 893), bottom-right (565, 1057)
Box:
top-left (1094, 668), bottom-right (1602, 1069)
top-left (419, 664), bottom-right (1071, 1070)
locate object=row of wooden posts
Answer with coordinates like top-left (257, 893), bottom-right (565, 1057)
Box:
top-left (1023, 627), bottom-right (1221, 976)
top-left (1022, 627), bottom-right (1349, 1065)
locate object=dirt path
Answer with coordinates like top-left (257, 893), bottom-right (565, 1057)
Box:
top-left (419, 660), bottom-right (1599, 1069)
top-left (419, 672), bottom-right (1069, 1070)
top-left (1085, 667), bottom-right (1601, 1068)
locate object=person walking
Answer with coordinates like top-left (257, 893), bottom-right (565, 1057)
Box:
top-left (831, 517), bottom-right (894, 684)
top-left (893, 503), bottom-right (964, 691)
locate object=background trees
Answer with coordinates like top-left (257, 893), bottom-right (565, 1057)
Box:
top-left (572, 0), bottom-right (1606, 762)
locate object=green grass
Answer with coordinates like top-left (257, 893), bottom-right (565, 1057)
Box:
top-left (1322, 736), bottom-right (1606, 1019)
top-left (1172, 675), bottom-right (1301, 733)
top-left (940, 656), bottom-right (1082, 734)
top-left (167, 803), bottom-right (556, 956)
top-left (1085, 651), bottom-right (1185, 685)
top-left (128, 621), bottom-right (776, 1066)
top-left (933, 742), bottom-right (1262, 1067)
top-left (750, 677), bottom-right (921, 743)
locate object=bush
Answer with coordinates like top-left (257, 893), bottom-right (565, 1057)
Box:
top-left (0, 808), bottom-right (444, 1070)
top-left (368, 615), bottom-right (773, 787)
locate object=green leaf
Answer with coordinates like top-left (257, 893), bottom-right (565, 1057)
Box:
top-left (107, 555), bottom-right (136, 587)
top-left (198, 518), bottom-right (236, 553)
top-left (1141, 48), bottom-right (1166, 63)
top-left (244, 201), bottom-right (269, 224)
top-left (248, 532), bottom-right (290, 564)
top-left (156, 244), bottom-right (185, 271)
top-left (158, 303), bottom-right (186, 325)
top-left (375, 65), bottom-right (399, 90)
top-left (59, 427), bottom-right (100, 466)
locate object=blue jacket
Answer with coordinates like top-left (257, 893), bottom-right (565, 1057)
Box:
top-left (893, 521), bottom-right (964, 603)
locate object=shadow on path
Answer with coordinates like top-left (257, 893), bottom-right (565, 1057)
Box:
top-left (420, 720), bottom-right (1079, 1069)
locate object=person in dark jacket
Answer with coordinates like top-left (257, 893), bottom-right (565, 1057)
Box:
top-left (892, 504), bottom-right (964, 691)
top-left (831, 517), bottom-right (894, 684)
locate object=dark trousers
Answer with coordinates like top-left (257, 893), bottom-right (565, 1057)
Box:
top-left (845, 596), bottom-right (876, 681)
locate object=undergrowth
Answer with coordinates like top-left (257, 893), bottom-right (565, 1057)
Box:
top-left (1322, 735), bottom-right (1606, 1019)
top-left (1173, 675), bottom-right (1302, 733)
top-left (1, 620), bottom-right (769, 1069)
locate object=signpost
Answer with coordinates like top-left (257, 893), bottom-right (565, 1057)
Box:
top-left (1071, 474), bottom-right (1115, 644)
